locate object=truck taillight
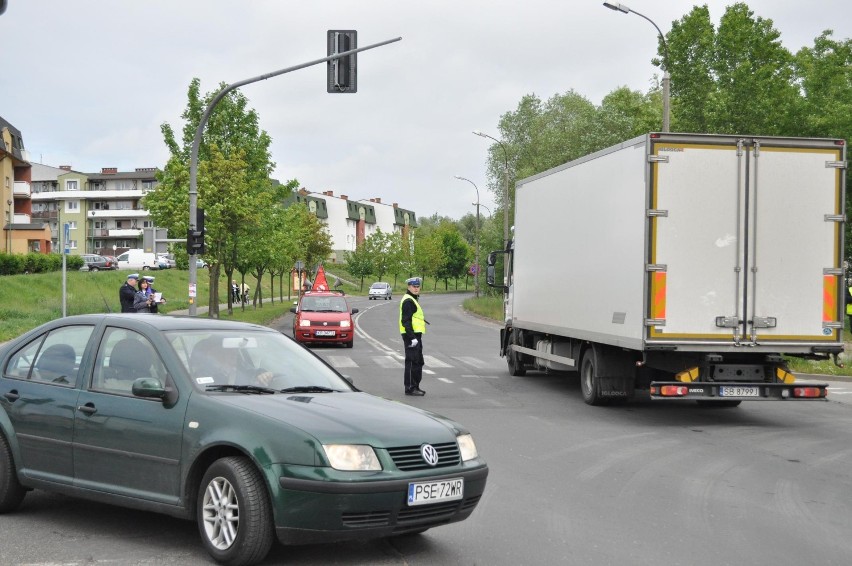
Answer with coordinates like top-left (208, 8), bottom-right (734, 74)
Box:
top-left (660, 385), bottom-right (688, 397)
top-left (792, 387), bottom-right (825, 398)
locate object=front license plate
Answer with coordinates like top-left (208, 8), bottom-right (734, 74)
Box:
top-left (407, 478), bottom-right (464, 506)
top-left (719, 386), bottom-right (759, 397)
top-left (315, 330), bottom-right (336, 337)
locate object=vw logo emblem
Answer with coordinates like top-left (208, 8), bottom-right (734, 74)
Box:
top-left (323, 321), bottom-right (328, 326)
top-left (421, 444), bottom-right (439, 466)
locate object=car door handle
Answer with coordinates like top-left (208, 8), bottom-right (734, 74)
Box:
top-left (4, 390), bottom-right (20, 402)
top-left (77, 403), bottom-right (97, 415)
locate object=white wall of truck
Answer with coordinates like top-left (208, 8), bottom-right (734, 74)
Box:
top-left (493, 133), bottom-right (847, 405)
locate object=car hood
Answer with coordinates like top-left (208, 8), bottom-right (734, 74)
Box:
top-left (215, 392), bottom-right (460, 447)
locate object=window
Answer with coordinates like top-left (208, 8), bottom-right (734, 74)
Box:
top-left (67, 221), bottom-right (77, 230)
top-left (66, 200), bottom-right (79, 212)
top-left (91, 328), bottom-right (167, 395)
top-left (143, 220), bottom-right (154, 228)
top-left (65, 180), bottom-right (79, 191)
top-left (4, 325), bottom-right (95, 385)
top-left (68, 240), bottom-right (78, 250)
top-left (116, 181), bottom-right (133, 191)
top-left (28, 240), bottom-right (41, 253)
top-left (142, 181), bottom-right (155, 191)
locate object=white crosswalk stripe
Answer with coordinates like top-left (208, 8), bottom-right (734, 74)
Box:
top-left (326, 356), bottom-right (357, 368)
top-left (453, 356), bottom-right (491, 369)
top-left (373, 356), bottom-right (404, 369)
top-left (424, 355), bottom-right (453, 368)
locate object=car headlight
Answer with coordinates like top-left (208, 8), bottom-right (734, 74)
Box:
top-left (340, 320), bottom-right (351, 328)
top-left (457, 434), bottom-right (478, 461)
top-left (323, 444), bottom-right (382, 471)
top-left (299, 319), bottom-right (311, 327)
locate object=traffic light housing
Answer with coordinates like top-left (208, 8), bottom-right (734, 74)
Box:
top-left (187, 208), bottom-right (206, 255)
top-left (327, 30), bottom-right (357, 93)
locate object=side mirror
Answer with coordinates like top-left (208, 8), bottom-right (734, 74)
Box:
top-left (133, 377), bottom-right (166, 398)
top-left (487, 251), bottom-right (497, 267)
top-left (290, 307), bottom-right (297, 314)
top-left (351, 308), bottom-right (359, 314)
top-left (486, 265), bottom-right (496, 286)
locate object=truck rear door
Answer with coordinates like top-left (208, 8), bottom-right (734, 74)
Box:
top-left (646, 134), bottom-right (845, 347)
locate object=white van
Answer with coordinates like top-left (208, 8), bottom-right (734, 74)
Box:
top-left (116, 249), bottom-right (158, 270)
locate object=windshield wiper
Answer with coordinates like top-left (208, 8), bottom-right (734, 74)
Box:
top-left (279, 385), bottom-right (339, 393)
top-left (206, 384), bottom-right (277, 394)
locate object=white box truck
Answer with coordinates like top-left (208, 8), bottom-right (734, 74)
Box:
top-left (116, 249), bottom-right (158, 271)
top-left (486, 133), bottom-right (847, 405)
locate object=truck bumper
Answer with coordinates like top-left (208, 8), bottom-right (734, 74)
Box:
top-left (649, 381), bottom-right (828, 401)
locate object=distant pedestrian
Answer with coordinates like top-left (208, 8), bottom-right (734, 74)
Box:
top-left (399, 277), bottom-right (426, 396)
top-left (120, 273), bottom-right (139, 313)
top-left (846, 282), bottom-right (852, 332)
top-left (231, 280), bottom-right (240, 304)
top-left (133, 278), bottom-right (155, 313)
top-left (239, 282), bottom-right (250, 304)
top-left (143, 275), bottom-right (165, 313)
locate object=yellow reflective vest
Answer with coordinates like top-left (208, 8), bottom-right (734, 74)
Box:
top-left (847, 287), bottom-right (852, 315)
top-left (399, 294), bottom-right (426, 334)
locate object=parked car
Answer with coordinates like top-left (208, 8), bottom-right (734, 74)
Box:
top-left (79, 254), bottom-right (116, 272)
top-left (0, 314), bottom-right (487, 565)
top-left (290, 291), bottom-right (359, 348)
top-left (156, 253), bottom-right (175, 270)
top-left (116, 249), bottom-right (158, 271)
top-left (368, 281), bottom-right (393, 300)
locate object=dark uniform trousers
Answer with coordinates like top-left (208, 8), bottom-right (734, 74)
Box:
top-left (403, 334), bottom-right (424, 392)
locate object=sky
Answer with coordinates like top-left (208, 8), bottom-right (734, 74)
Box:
top-left (1, 0), bottom-right (847, 221)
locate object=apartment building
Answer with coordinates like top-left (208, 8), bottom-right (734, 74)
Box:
top-left (1, 116), bottom-right (52, 254)
top-left (286, 189), bottom-right (417, 262)
top-left (30, 164), bottom-right (159, 256)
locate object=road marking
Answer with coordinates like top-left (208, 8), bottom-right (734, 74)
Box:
top-left (373, 356), bottom-right (403, 369)
top-left (461, 374), bottom-right (500, 379)
top-left (453, 356), bottom-right (490, 369)
top-left (461, 387), bottom-right (477, 395)
top-left (326, 356), bottom-right (357, 368)
top-left (424, 355), bottom-right (452, 368)
top-left (438, 377), bottom-right (454, 384)
top-left (424, 369), bottom-right (436, 375)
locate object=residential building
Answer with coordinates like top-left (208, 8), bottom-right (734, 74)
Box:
top-left (1, 116), bottom-right (52, 254)
top-left (285, 189), bottom-right (417, 262)
top-left (31, 165), bottom-right (159, 256)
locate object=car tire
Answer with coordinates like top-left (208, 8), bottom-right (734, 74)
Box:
top-left (0, 432), bottom-right (27, 513)
top-left (197, 456), bottom-right (274, 566)
top-left (142, 266), bottom-right (150, 271)
top-left (90, 267), bottom-right (99, 272)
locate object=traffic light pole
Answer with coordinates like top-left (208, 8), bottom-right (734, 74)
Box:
top-left (187, 35), bottom-right (401, 316)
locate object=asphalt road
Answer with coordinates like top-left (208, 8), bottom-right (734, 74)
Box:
top-left (2, 292), bottom-right (851, 565)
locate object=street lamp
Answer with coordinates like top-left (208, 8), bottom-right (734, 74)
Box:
top-left (603, 1), bottom-right (670, 132)
top-left (454, 175), bottom-right (480, 298)
top-left (472, 131), bottom-right (510, 254)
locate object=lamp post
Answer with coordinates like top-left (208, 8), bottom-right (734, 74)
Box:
top-left (5, 199), bottom-right (11, 253)
top-left (454, 175), bottom-right (480, 298)
top-left (186, 36), bottom-right (401, 316)
top-left (603, 1), bottom-right (670, 132)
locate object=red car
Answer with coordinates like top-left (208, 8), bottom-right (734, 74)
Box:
top-left (290, 291), bottom-right (359, 347)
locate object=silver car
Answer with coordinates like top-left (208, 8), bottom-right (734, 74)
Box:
top-left (368, 282), bottom-right (392, 300)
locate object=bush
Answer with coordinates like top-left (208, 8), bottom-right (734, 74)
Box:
top-left (0, 252), bottom-right (83, 275)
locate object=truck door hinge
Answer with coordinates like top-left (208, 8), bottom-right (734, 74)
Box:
top-left (824, 267), bottom-right (844, 276)
top-left (826, 161), bottom-right (847, 169)
top-left (750, 316), bottom-right (777, 329)
top-left (648, 155), bottom-right (669, 163)
top-left (647, 209), bottom-right (668, 217)
top-left (715, 316), bottom-right (741, 328)
top-left (753, 141), bottom-right (761, 157)
top-left (645, 318), bottom-right (666, 327)
top-left (646, 264), bottom-right (667, 272)
top-left (823, 321), bottom-right (843, 329)
top-left (824, 214), bottom-right (846, 223)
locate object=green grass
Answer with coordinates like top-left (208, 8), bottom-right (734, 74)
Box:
top-left (463, 295), bottom-right (504, 321)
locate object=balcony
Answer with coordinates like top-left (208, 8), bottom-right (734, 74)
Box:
top-left (13, 181), bottom-right (31, 198)
top-left (32, 210), bottom-right (59, 220)
top-left (89, 209), bottom-right (150, 219)
top-left (109, 229), bottom-right (144, 238)
top-left (13, 213), bottom-right (32, 224)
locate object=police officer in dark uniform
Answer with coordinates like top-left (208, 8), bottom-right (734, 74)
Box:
top-left (119, 273), bottom-right (139, 313)
top-left (399, 277), bottom-right (426, 396)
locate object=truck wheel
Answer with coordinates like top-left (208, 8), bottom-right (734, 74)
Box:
top-left (507, 331), bottom-right (526, 377)
top-left (0, 432), bottom-right (27, 513)
top-left (580, 350), bottom-right (605, 406)
top-left (197, 456), bottom-right (274, 566)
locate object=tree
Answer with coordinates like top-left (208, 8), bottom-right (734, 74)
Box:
top-left (343, 244), bottom-right (373, 291)
top-left (145, 78), bottom-right (286, 316)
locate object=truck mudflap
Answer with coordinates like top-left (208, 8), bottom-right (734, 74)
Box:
top-left (649, 382), bottom-right (828, 401)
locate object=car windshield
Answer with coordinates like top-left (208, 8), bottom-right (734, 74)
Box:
top-left (370, 283), bottom-right (386, 289)
top-left (165, 329), bottom-right (352, 392)
top-left (299, 296), bottom-right (348, 312)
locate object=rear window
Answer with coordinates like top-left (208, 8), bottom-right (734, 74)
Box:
top-left (300, 296), bottom-right (348, 312)
top-left (371, 283), bottom-right (388, 289)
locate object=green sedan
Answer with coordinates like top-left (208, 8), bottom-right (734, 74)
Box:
top-left (0, 314), bottom-right (488, 565)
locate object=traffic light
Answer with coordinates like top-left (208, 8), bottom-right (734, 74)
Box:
top-left (186, 208), bottom-right (206, 255)
top-left (327, 30), bottom-right (357, 93)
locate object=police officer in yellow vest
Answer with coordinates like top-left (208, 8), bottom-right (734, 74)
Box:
top-left (846, 284), bottom-right (852, 332)
top-left (400, 277), bottom-right (426, 396)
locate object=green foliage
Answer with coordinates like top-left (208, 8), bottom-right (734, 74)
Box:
top-left (0, 253), bottom-right (83, 275)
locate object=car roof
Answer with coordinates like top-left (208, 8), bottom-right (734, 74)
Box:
top-left (51, 313), bottom-right (274, 333)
